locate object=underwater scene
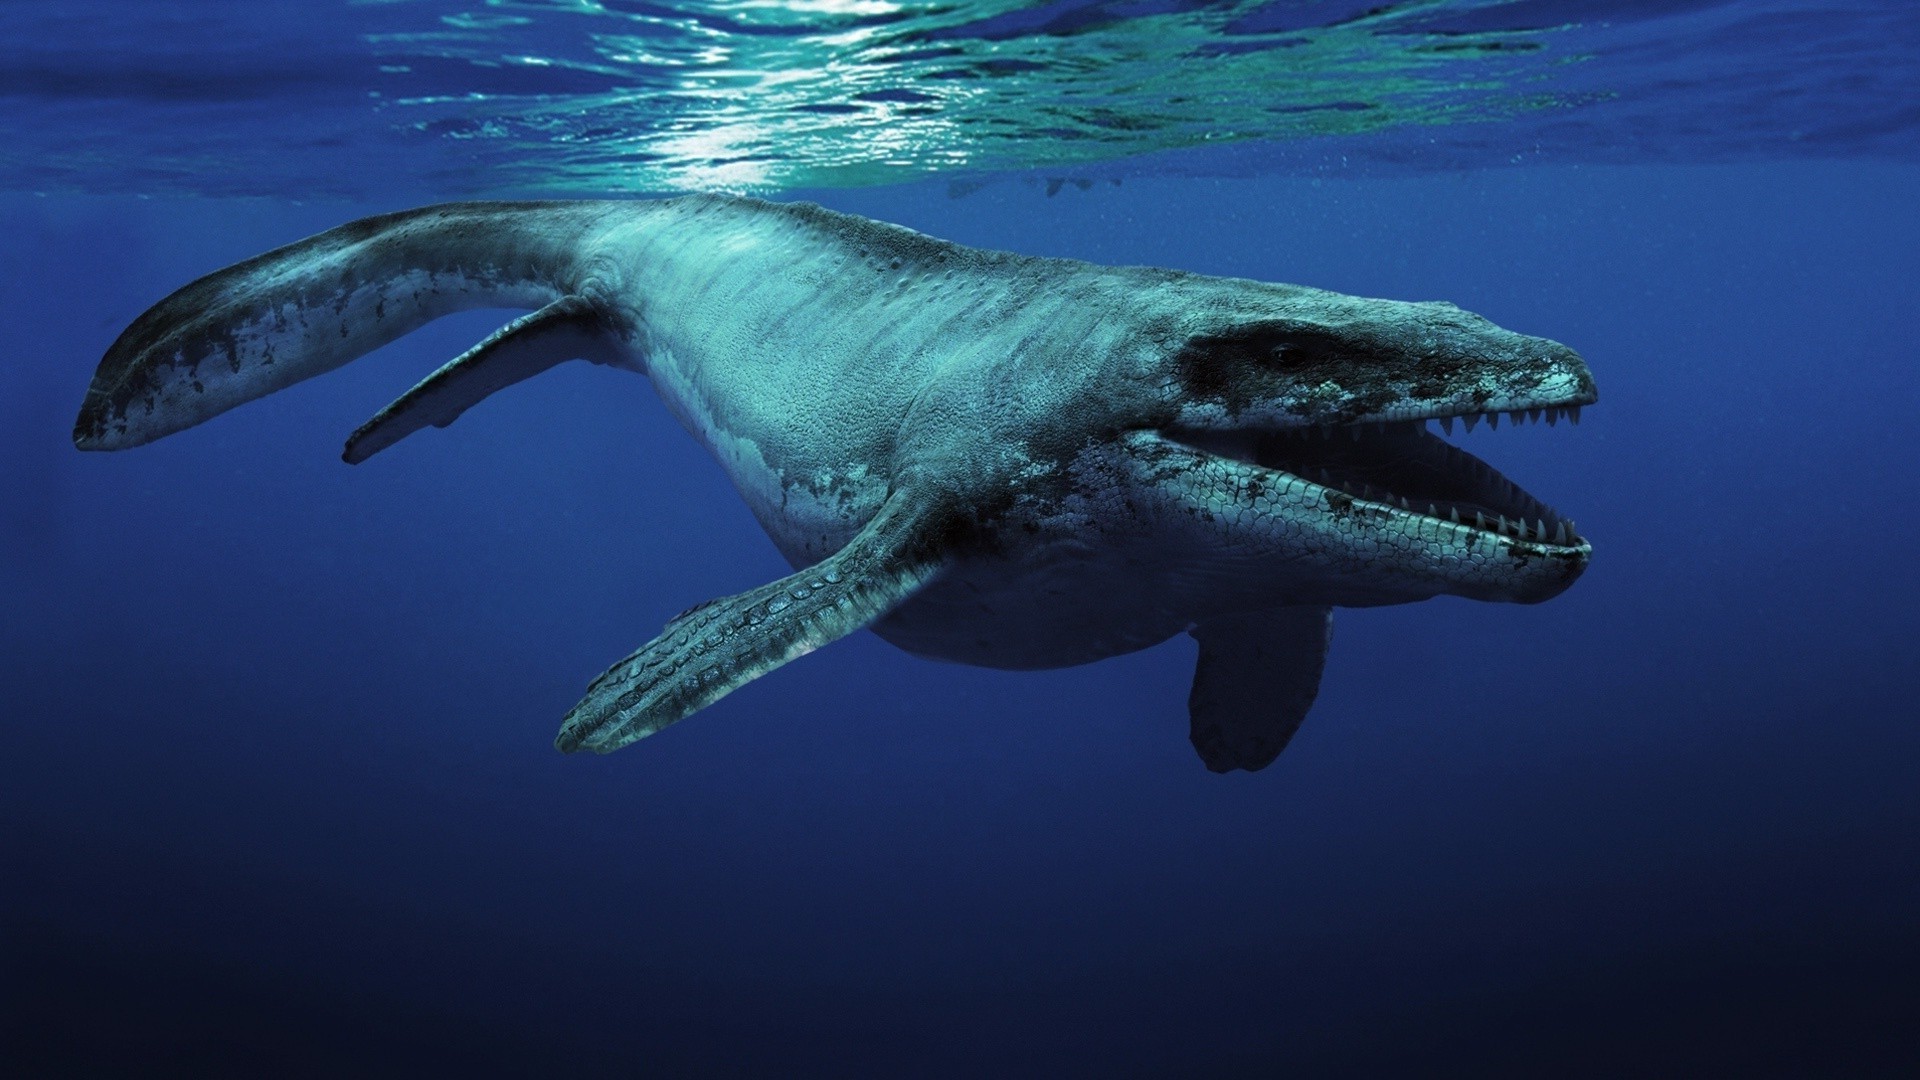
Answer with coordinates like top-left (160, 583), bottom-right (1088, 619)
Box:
top-left (3, 2), bottom-right (1917, 1076)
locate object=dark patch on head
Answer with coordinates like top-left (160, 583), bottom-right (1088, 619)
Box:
top-left (1171, 317), bottom-right (1533, 424)
top-left (1175, 322), bottom-right (1405, 419)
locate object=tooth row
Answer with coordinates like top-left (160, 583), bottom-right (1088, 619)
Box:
top-left (1471, 512), bottom-right (1578, 545)
top-left (1440, 506), bottom-right (1580, 545)
top-left (1309, 475), bottom-right (1580, 545)
top-left (1458, 455), bottom-right (1550, 523)
top-left (1435, 405), bottom-right (1581, 435)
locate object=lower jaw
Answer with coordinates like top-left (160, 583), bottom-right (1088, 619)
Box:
top-left (1168, 424), bottom-right (1585, 552)
top-left (1137, 430), bottom-right (1592, 606)
top-left (1259, 475), bottom-right (1593, 606)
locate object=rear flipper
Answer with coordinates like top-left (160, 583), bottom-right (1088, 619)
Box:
top-left (555, 492), bottom-right (950, 755)
top-left (1187, 606), bottom-right (1333, 772)
top-left (74, 201), bottom-right (621, 452)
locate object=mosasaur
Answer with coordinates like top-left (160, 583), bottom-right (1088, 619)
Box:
top-left (74, 196), bottom-right (1596, 772)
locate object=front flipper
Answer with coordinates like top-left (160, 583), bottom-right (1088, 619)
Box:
top-left (343, 295), bottom-right (621, 464)
top-left (555, 492), bottom-right (947, 755)
top-left (1187, 606), bottom-right (1333, 773)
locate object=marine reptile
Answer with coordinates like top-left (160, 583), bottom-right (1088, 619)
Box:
top-left (74, 197), bottom-right (1596, 771)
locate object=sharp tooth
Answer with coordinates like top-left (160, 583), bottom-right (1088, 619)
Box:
top-left (1527, 408), bottom-right (1542, 424)
top-left (1511, 410), bottom-right (1526, 425)
top-left (1449, 506), bottom-right (1460, 524)
top-left (1487, 412), bottom-right (1500, 430)
top-left (1474, 511), bottom-right (1486, 530)
top-left (1569, 405), bottom-right (1582, 425)
top-left (1463, 413), bottom-right (1479, 433)
top-left (1497, 514), bottom-right (1507, 534)
top-left (1536, 517), bottom-right (1547, 539)
top-left (1545, 407), bottom-right (1560, 426)
top-left (1553, 521), bottom-right (1567, 544)
top-left (1428, 503), bottom-right (1438, 518)
top-left (1440, 416), bottom-right (1455, 436)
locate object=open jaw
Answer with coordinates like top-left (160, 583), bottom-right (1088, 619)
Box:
top-left (1168, 405), bottom-right (1587, 551)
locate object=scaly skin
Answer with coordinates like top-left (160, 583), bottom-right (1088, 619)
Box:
top-left (75, 195), bottom-right (1596, 764)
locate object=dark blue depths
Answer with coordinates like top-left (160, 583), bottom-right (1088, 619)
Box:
top-left (3, 163), bottom-right (1917, 1077)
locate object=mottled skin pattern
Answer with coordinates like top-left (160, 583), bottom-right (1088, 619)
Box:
top-left (75, 196), bottom-right (1596, 771)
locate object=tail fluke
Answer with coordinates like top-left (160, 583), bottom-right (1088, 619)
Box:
top-left (74, 201), bottom-right (618, 451)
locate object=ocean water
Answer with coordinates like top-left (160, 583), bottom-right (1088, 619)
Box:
top-left (2, 3), bottom-right (1917, 1077)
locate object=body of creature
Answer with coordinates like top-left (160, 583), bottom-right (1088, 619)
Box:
top-left (75, 196), bottom-right (1596, 771)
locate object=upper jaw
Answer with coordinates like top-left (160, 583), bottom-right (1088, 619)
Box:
top-left (1171, 347), bottom-right (1598, 434)
top-left (1343, 360), bottom-right (1597, 427)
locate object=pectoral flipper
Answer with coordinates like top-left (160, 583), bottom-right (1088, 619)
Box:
top-left (555, 492), bottom-right (949, 755)
top-left (1188, 606), bottom-right (1333, 772)
top-left (343, 295), bottom-right (622, 464)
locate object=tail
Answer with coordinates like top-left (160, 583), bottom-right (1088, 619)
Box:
top-left (74, 201), bottom-right (626, 454)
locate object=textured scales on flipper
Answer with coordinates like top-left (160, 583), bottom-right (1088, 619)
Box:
top-left (1188, 606), bottom-right (1333, 773)
top-left (344, 295), bottom-right (623, 464)
top-left (554, 493), bottom-right (946, 755)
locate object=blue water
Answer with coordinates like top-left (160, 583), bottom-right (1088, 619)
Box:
top-left (4, 4), bottom-right (1918, 1077)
